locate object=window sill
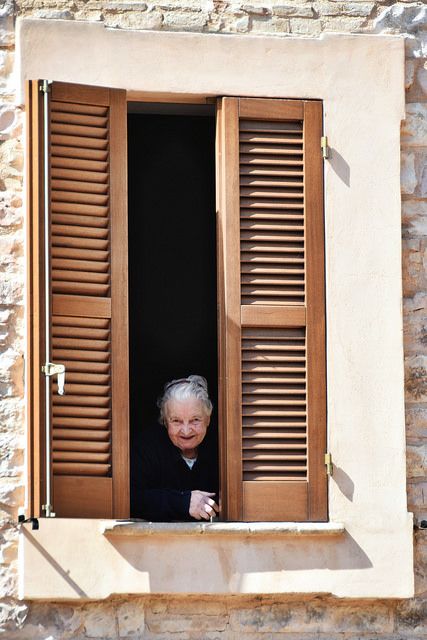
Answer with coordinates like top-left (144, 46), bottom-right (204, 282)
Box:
top-left (101, 520), bottom-right (345, 537)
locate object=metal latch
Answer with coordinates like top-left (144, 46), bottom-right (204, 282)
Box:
top-left (42, 504), bottom-right (56, 518)
top-left (324, 452), bottom-right (333, 476)
top-left (42, 362), bottom-right (66, 396)
top-left (321, 136), bottom-right (329, 159)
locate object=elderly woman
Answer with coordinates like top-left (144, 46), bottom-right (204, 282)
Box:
top-left (140, 375), bottom-right (219, 522)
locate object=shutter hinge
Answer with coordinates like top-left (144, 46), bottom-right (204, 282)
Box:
top-left (321, 136), bottom-right (329, 159)
top-left (39, 80), bottom-right (52, 94)
top-left (42, 362), bottom-right (66, 395)
top-left (42, 504), bottom-right (56, 518)
top-left (324, 452), bottom-right (333, 476)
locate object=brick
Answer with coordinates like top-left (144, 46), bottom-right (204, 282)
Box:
top-left (402, 103), bottom-right (427, 147)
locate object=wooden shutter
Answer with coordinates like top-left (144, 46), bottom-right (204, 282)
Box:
top-left (217, 98), bottom-right (327, 521)
top-left (27, 81), bottom-right (129, 518)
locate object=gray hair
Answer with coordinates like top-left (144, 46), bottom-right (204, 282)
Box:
top-left (158, 375), bottom-right (213, 425)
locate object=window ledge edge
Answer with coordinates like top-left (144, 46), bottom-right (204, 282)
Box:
top-left (101, 520), bottom-right (345, 537)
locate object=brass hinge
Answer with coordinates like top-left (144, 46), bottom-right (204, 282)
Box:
top-left (39, 80), bottom-right (51, 94)
top-left (321, 136), bottom-right (329, 159)
top-left (324, 452), bottom-right (333, 476)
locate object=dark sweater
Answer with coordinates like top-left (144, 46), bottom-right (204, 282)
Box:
top-left (137, 425), bottom-right (218, 522)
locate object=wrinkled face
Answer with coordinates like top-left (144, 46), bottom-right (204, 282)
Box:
top-left (165, 398), bottom-right (210, 458)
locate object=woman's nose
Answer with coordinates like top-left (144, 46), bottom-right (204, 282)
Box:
top-left (180, 421), bottom-right (192, 434)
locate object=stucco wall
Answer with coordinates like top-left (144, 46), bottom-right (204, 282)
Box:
top-left (0, 0), bottom-right (426, 637)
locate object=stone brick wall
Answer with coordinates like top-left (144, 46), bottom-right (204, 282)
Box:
top-left (0, 0), bottom-right (426, 637)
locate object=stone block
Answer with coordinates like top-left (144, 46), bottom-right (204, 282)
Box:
top-left (406, 59), bottom-right (416, 90)
top-left (162, 10), bottom-right (208, 31)
top-left (406, 355), bottom-right (427, 403)
top-left (146, 610), bottom-right (227, 633)
top-left (0, 193), bottom-right (23, 230)
top-left (0, 234), bottom-right (24, 274)
top-left (101, 1), bottom-right (147, 9)
top-left (228, 602), bottom-right (393, 633)
top-left (403, 293), bottom-right (427, 357)
top-left (407, 443), bottom-right (427, 479)
top-left (402, 103), bottom-right (427, 147)
top-left (250, 15), bottom-right (290, 33)
top-left (396, 597), bottom-right (427, 635)
top-left (273, 4), bottom-right (313, 18)
top-left (403, 199), bottom-right (427, 238)
top-left (117, 600), bottom-right (145, 637)
top-left (402, 237), bottom-right (427, 298)
top-left (83, 603), bottom-right (117, 638)
top-left (321, 15), bottom-right (367, 32)
top-left (406, 33), bottom-right (427, 60)
top-left (290, 17), bottom-right (321, 35)
top-left (408, 480), bottom-right (427, 511)
top-left (33, 8), bottom-right (73, 18)
top-left (242, 5), bottom-right (271, 17)
top-left (17, 603), bottom-right (84, 639)
top-left (314, 1), bottom-right (373, 17)
top-left (420, 158), bottom-right (427, 198)
top-left (406, 401), bottom-right (427, 442)
top-left (417, 62), bottom-right (427, 95)
top-left (0, 480), bottom-right (24, 508)
top-left (374, 5), bottom-right (427, 34)
top-left (414, 528), bottom-right (427, 595)
top-left (401, 151), bottom-right (417, 195)
top-left (0, 7), bottom-right (14, 46)
top-left (0, 278), bottom-right (24, 306)
top-left (104, 10), bottom-right (163, 29)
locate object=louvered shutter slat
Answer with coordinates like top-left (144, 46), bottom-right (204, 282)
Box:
top-left (218, 97), bottom-right (326, 521)
top-left (27, 80), bottom-right (129, 518)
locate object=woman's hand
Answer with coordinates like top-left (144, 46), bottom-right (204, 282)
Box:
top-left (189, 490), bottom-right (219, 520)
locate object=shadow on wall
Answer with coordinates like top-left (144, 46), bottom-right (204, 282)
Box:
top-left (102, 530), bottom-right (372, 593)
top-left (329, 146), bottom-right (350, 187)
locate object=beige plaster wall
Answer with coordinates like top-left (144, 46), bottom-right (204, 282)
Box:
top-left (0, 0), bottom-right (425, 637)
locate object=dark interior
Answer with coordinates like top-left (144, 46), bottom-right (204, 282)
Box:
top-left (127, 105), bottom-right (217, 517)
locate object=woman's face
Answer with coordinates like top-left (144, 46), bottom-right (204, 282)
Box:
top-left (164, 397), bottom-right (210, 458)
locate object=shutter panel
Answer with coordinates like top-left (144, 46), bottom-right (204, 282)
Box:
top-left (217, 98), bottom-right (327, 521)
top-left (27, 81), bottom-right (129, 518)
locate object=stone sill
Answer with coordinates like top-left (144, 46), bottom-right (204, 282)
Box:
top-left (101, 520), bottom-right (345, 537)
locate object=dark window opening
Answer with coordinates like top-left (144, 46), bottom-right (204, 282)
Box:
top-left (128, 104), bottom-right (217, 517)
